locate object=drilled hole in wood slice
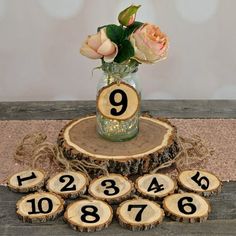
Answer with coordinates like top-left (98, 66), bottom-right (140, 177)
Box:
top-left (163, 193), bottom-right (210, 223)
top-left (46, 171), bottom-right (89, 199)
top-left (177, 170), bottom-right (222, 196)
top-left (117, 198), bottom-right (164, 231)
top-left (64, 199), bottom-right (113, 232)
top-left (135, 174), bottom-right (176, 200)
top-left (88, 174), bottom-right (133, 204)
top-left (16, 192), bottom-right (64, 223)
top-left (8, 169), bottom-right (45, 193)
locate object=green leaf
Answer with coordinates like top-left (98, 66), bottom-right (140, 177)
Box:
top-left (106, 24), bottom-right (125, 45)
top-left (114, 40), bottom-right (135, 63)
top-left (125, 21), bottom-right (143, 37)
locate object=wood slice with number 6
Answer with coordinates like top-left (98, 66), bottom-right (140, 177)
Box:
top-left (117, 198), bottom-right (164, 231)
top-left (64, 199), bottom-right (113, 232)
top-left (177, 170), bottom-right (222, 197)
top-left (163, 193), bottom-right (211, 223)
top-left (46, 171), bottom-right (88, 199)
top-left (135, 174), bottom-right (177, 201)
top-left (7, 169), bottom-right (45, 193)
top-left (88, 174), bottom-right (134, 204)
top-left (16, 192), bottom-right (64, 223)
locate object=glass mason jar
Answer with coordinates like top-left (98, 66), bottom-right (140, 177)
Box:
top-left (96, 61), bottom-right (141, 142)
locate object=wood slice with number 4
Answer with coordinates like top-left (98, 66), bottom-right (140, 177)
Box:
top-left (47, 171), bottom-right (88, 199)
top-left (177, 170), bottom-right (222, 197)
top-left (88, 174), bottom-right (134, 204)
top-left (135, 174), bottom-right (177, 201)
top-left (16, 192), bottom-right (64, 223)
top-left (7, 169), bottom-right (45, 193)
top-left (64, 199), bottom-right (113, 232)
top-left (117, 198), bottom-right (164, 231)
top-left (163, 193), bottom-right (211, 223)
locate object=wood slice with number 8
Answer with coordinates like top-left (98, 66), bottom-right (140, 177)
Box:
top-left (7, 169), bottom-right (45, 193)
top-left (177, 170), bottom-right (222, 197)
top-left (88, 174), bottom-right (134, 204)
top-left (163, 193), bottom-right (211, 223)
top-left (64, 199), bottom-right (113, 232)
top-left (97, 82), bottom-right (140, 121)
top-left (117, 198), bottom-right (164, 231)
top-left (46, 171), bottom-right (88, 199)
top-left (135, 174), bottom-right (177, 201)
top-left (16, 192), bottom-right (64, 223)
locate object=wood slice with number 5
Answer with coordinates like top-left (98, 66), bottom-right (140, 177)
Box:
top-left (46, 171), bottom-right (88, 199)
top-left (177, 170), bottom-right (222, 197)
top-left (135, 174), bottom-right (177, 201)
top-left (117, 198), bottom-right (164, 231)
top-left (97, 82), bottom-right (140, 121)
top-left (7, 169), bottom-right (45, 193)
top-left (163, 193), bottom-right (211, 223)
top-left (88, 174), bottom-right (134, 204)
top-left (64, 199), bottom-right (113, 232)
top-left (16, 192), bottom-right (64, 223)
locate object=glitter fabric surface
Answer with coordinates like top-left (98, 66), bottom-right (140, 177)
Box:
top-left (0, 119), bottom-right (235, 185)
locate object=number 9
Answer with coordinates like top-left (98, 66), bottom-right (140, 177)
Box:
top-left (109, 89), bottom-right (128, 116)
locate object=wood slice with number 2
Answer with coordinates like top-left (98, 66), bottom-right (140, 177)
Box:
top-left (58, 115), bottom-right (179, 175)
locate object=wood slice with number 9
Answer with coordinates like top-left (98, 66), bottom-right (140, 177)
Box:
top-left (46, 171), bottom-right (88, 199)
top-left (177, 170), bottom-right (222, 197)
top-left (117, 198), bottom-right (164, 231)
top-left (88, 174), bottom-right (134, 204)
top-left (135, 174), bottom-right (177, 201)
top-left (16, 192), bottom-right (64, 223)
top-left (163, 193), bottom-right (211, 223)
top-left (97, 82), bottom-right (140, 121)
top-left (64, 199), bottom-right (113, 232)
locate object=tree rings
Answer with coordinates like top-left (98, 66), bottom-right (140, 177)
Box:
top-left (64, 199), bottom-right (113, 232)
top-left (117, 198), bottom-right (164, 231)
top-left (163, 193), bottom-right (211, 223)
top-left (88, 174), bottom-right (134, 204)
top-left (47, 171), bottom-right (88, 199)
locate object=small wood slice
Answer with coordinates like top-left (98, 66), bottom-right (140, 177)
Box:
top-left (58, 115), bottom-right (179, 175)
top-left (163, 193), bottom-right (211, 223)
top-left (117, 198), bottom-right (164, 231)
top-left (16, 192), bottom-right (64, 223)
top-left (46, 171), bottom-right (89, 199)
top-left (64, 199), bottom-right (113, 232)
top-left (88, 174), bottom-right (134, 204)
top-left (7, 169), bottom-right (45, 193)
top-left (135, 174), bottom-right (177, 201)
top-left (177, 170), bottom-right (222, 197)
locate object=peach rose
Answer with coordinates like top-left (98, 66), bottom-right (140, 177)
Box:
top-left (130, 23), bottom-right (168, 64)
top-left (80, 28), bottom-right (118, 62)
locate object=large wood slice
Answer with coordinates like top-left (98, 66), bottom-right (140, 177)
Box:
top-left (58, 115), bottom-right (179, 175)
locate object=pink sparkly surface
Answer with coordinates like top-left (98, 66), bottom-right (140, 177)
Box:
top-left (0, 119), bottom-right (235, 185)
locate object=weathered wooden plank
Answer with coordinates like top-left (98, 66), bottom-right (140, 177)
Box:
top-left (0, 100), bottom-right (235, 120)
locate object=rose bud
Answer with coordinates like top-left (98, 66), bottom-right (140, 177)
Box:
top-left (118, 5), bottom-right (141, 27)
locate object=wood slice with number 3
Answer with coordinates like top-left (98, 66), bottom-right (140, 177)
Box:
top-left (88, 174), bottom-right (134, 204)
top-left (117, 198), bottom-right (164, 231)
top-left (135, 174), bottom-right (177, 201)
top-left (163, 193), bottom-right (211, 223)
top-left (7, 169), bottom-right (45, 193)
top-left (177, 170), bottom-right (222, 197)
top-left (64, 199), bottom-right (113, 232)
top-left (46, 171), bottom-right (88, 199)
top-left (16, 192), bottom-right (64, 223)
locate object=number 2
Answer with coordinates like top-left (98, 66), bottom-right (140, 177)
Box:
top-left (109, 89), bottom-right (128, 116)
top-left (59, 175), bottom-right (76, 192)
top-left (127, 204), bottom-right (147, 222)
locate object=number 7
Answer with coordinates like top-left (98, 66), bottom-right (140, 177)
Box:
top-left (127, 204), bottom-right (147, 222)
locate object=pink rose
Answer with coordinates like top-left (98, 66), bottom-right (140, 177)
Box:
top-left (130, 23), bottom-right (168, 64)
top-left (80, 28), bottom-right (118, 62)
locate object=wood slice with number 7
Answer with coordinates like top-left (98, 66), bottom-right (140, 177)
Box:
top-left (163, 193), bottom-right (211, 223)
top-left (16, 192), bottom-right (64, 223)
top-left (64, 199), bottom-right (113, 232)
top-left (88, 174), bottom-right (134, 204)
top-left (46, 171), bottom-right (89, 199)
top-left (177, 170), bottom-right (222, 197)
top-left (117, 198), bottom-right (164, 231)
